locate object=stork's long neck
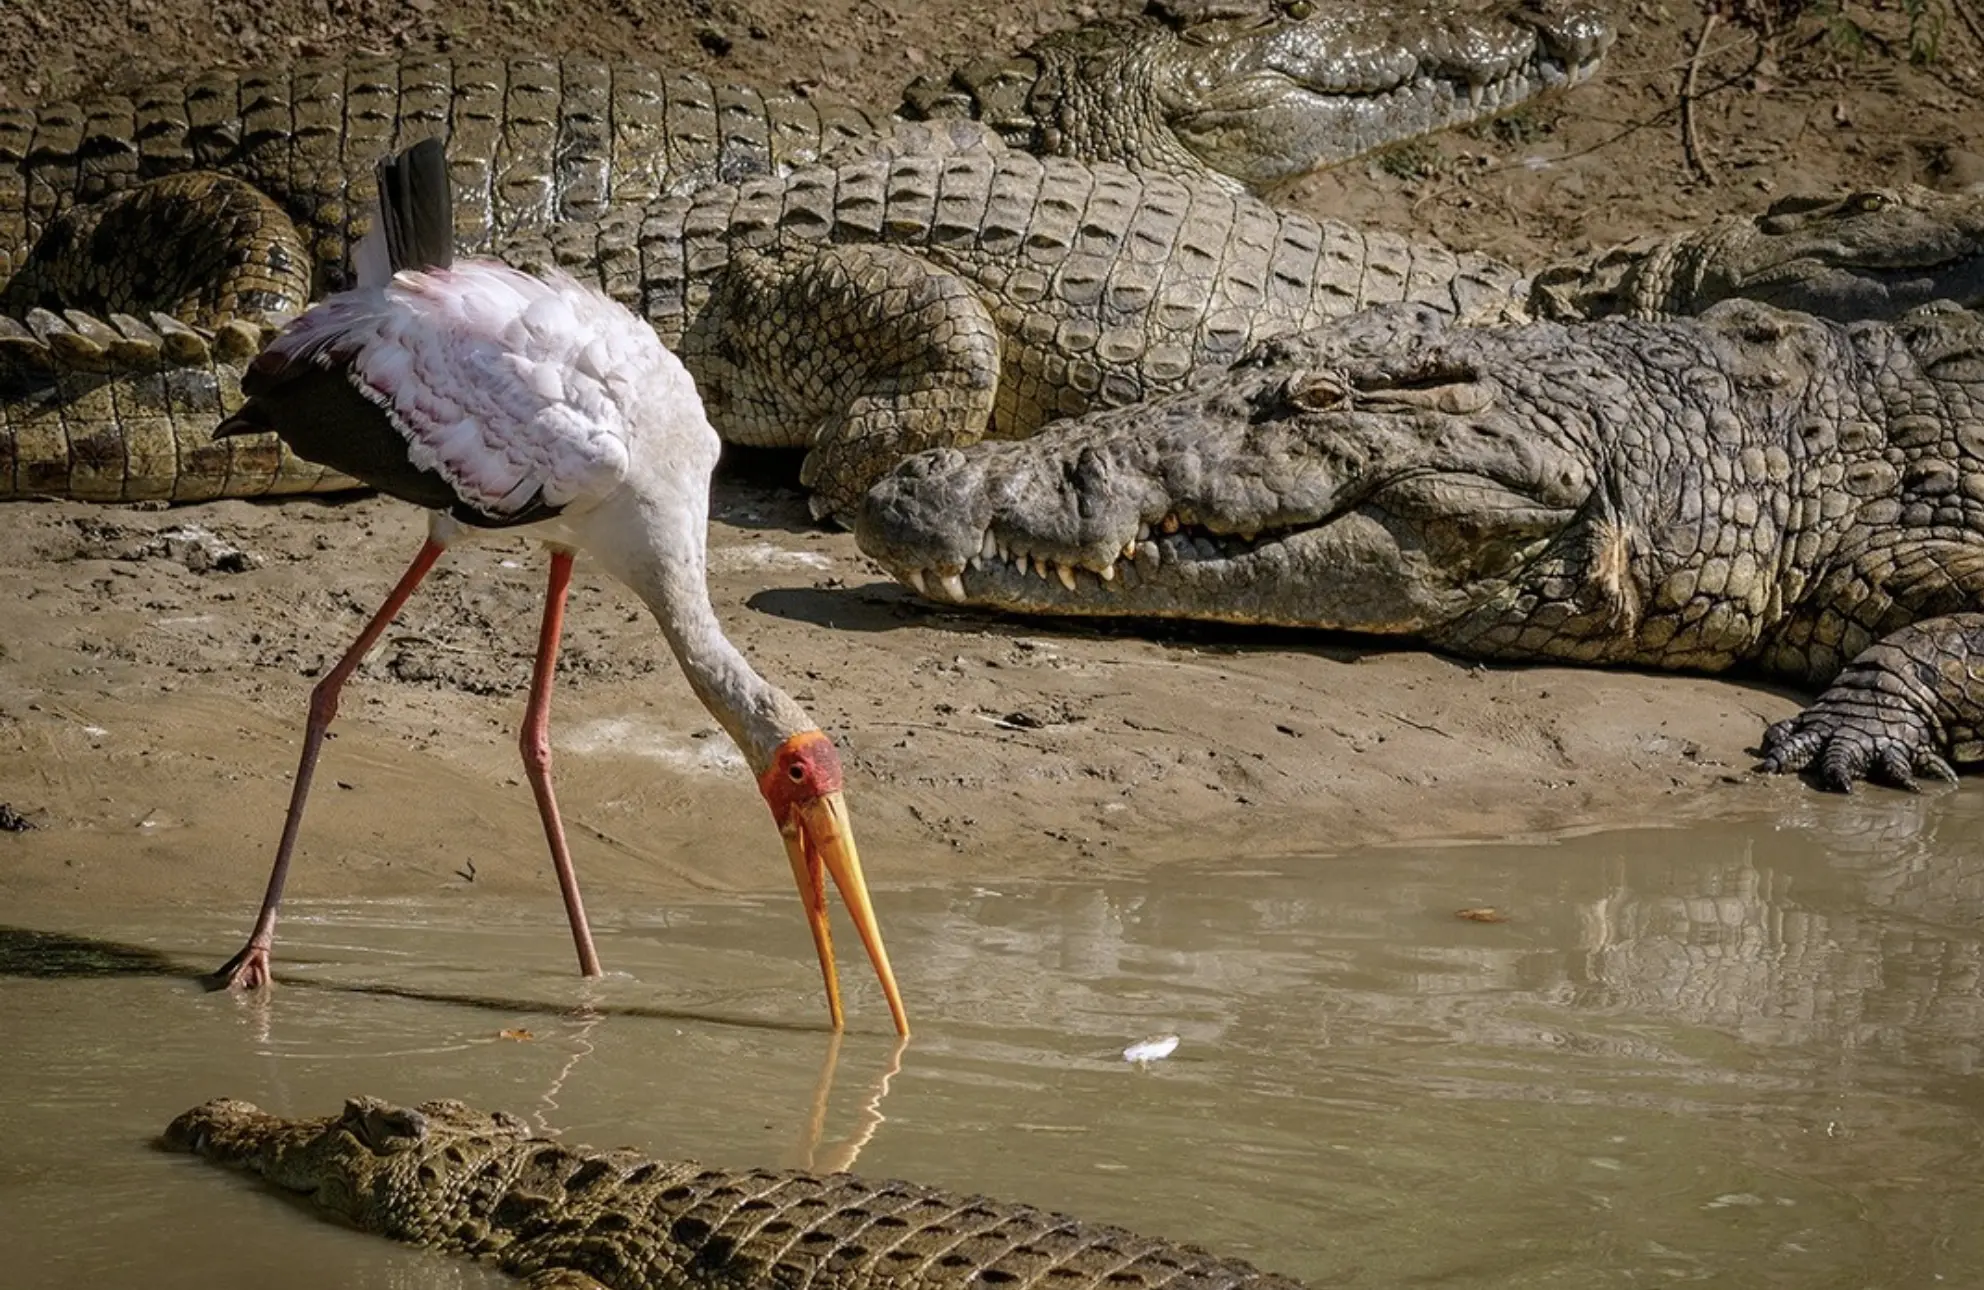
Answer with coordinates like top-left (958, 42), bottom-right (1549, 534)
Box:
top-left (612, 527), bottom-right (816, 776)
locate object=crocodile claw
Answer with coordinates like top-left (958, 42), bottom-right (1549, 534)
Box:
top-left (1759, 706), bottom-right (1950, 794)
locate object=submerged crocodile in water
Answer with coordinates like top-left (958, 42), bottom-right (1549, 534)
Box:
top-left (10, 169), bottom-right (1979, 512)
top-left (164, 1095), bottom-right (1307, 1290)
top-left (856, 298), bottom-right (1984, 791)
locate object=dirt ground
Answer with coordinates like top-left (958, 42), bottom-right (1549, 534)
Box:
top-left (3, 0), bottom-right (1982, 930)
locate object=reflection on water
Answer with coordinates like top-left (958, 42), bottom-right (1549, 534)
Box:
top-left (4, 792), bottom-right (1984, 1287)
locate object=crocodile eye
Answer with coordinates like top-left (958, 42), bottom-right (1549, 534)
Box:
top-left (1284, 372), bottom-right (1346, 410)
top-left (1846, 191), bottom-right (1890, 213)
top-left (1282, 0), bottom-right (1314, 16)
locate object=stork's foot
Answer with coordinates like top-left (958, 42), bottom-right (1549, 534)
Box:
top-left (204, 944), bottom-right (274, 992)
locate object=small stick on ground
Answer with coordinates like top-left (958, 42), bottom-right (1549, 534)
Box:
top-left (1953, 0), bottom-right (1984, 52)
top-left (1682, 11), bottom-right (1720, 185)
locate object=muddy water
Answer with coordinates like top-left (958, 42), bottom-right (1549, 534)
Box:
top-left (5, 792), bottom-right (1984, 1288)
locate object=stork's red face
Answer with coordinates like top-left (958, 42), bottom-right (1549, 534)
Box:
top-left (758, 729), bottom-right (846, 827)
top-left (757, 730), bottom-right (908, 1036)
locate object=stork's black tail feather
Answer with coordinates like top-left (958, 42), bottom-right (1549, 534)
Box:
top-left (375, 137), bottom-right (455, 273)
top-left (216, 135), bottom-right (459, 448)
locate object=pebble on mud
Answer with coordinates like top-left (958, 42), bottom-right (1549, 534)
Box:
top-left (122, 525), bottom-right (260, 574)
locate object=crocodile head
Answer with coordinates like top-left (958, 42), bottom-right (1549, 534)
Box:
top-left (905, 0), bottom-right (1615, 193)
top-left (1135, 0), bottom-right (1615, 189)
top-left (163, 1096), bottom-right (532, 1231)
top-left (856, 304), bottom-right (1600, 632)
top-left (1534, 186), bottom-right (1984, 323)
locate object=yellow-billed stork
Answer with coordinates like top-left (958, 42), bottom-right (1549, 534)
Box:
top-left (207, 138), bottom-right (907, 1035)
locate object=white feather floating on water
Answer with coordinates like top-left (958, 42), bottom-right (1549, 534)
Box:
top-left (1123, 1034), bottom-right (1180, 1065)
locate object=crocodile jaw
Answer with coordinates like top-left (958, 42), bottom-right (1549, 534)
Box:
top-left (162, 1098), bottom-right (377, 1223)
top-left (862, 502), bottom-right (1520, 632)
top-left (855, 432), bottom-right (1577, 633)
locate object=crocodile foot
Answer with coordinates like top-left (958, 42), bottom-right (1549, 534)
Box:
top-left (205, 944), bottom-right (275, 992)
top-left (1758, 646), bottom-right (1962, 792)
top-left (1761, 710), bottom-right (1958, 792)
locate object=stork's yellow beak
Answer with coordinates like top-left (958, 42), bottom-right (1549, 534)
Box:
top-left (781, 790), bottom-right (909, 1036)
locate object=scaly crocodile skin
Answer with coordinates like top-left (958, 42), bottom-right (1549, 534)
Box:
top-left (12, 178), bottom-right (1981, 510)
top-left (0, 309), bottom-right (352, 500)
top-left (164, 1096), bottom-right (1308, 1290)
top-left (7, 129), bottom-right (1531, 511)
top-left (0, 0), bottom-right (1618, 507)
top-left (1530, 186), bottom-right (1984, 324)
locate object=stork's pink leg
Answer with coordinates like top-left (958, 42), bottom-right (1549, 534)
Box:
top-left (209, 539), bottom-right (448, 991)
top-left (519, 549), bottom-right (604, 977)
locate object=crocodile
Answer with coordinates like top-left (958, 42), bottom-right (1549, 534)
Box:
top-left (8, 178), bottom-right (1979, 510)
top-left (4, 128), bottom-right (1535, 512)
top-left (854, 298), bottom-right (1984, 791)
top-left (0, 0), bottom-right (1615, 297)
top-left (0, 312), bottom-right (350, 501)
top-left (163, 1095), bottom-right (1306, 1290)
top-left (1531, 185), bottom-right (1984, 325)
top-left (901, 0), bottom-right (1614, 193)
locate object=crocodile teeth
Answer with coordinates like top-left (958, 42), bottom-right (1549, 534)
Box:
top-left (980, 531), bottom-right (999, 562)
top-left (1137, 540), bottom-right (1160, 565)
top-left (1056, 562), bottom-right (1078, 591)
top-left (966, 554), bottom-right (982, 571)
top-left (940, 571), bottom-right (967, 601)
top-left (905, 568), bottom-right (928, 595)
top-left (1098, 563), bottom-right (1116, 582)
top-left (1468, 77), bottom-right (1486, 109)
top-left (1136, 522), bottom-right (1152, 542)
top-left (1012, 549), bottom-right (1027, 573)
top-left (1121, 541), bottom-right (1137, 561)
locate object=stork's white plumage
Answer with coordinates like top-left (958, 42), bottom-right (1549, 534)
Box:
top-left (273, 266), bottom-right (640, 515)
top-left (208, 139), bottom-right (908, 1035)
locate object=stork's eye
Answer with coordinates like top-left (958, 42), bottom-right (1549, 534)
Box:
top-left (788, 764), bottom-right (807, 782)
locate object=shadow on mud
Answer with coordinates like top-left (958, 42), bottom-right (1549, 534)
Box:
top-left (747, 579), bottom-right (1816, 742)
top-left (751, 577), bottom-right (1475, 662)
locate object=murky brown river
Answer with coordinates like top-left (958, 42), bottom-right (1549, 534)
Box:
top-left (5, 791), bottom-right (1983, 1288)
